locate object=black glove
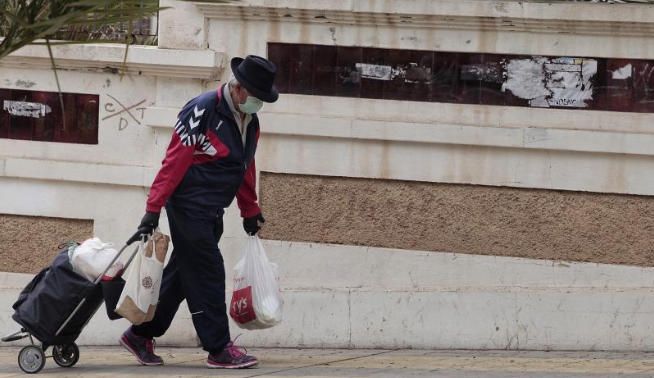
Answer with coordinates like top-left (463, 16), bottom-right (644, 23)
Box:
top-left (138, 211), bottom-right (160, 236)
top-left (243, 213), bottom-right (265, 235)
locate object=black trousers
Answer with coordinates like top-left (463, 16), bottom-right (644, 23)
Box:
top-left (132, 204), bottom-right (230, 354)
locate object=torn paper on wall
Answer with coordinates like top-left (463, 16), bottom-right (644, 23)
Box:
top-left (3, 100), bottom-right (52, 118)
top-left (612, 64), bottom-right (632, 80)
top-left (356, 63), bottom-right (393, 80)
top-left (355, 62), bottom-right (431, 84)
top-left (502, 57), bottom-right (597, 108)
top-left (502, 58), bottom-right (550, 104)
top-left (546, 58), bottom-right (596, 108)
top-left (461, 63), bottom-right (503, 83)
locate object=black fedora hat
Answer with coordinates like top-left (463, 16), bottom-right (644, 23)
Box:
top-left (231, 55), bottom-right (279, 103)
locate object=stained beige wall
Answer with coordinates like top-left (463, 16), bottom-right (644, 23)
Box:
top-left (260, 172), bottom-right (654, 267)
top-left (0, 214), bottom-right (93, 273)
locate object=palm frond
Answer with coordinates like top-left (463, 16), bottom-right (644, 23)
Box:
top-left (0, 0), bottom-right (235, 59)
top-left (46, 38), bottom-right (66, 131)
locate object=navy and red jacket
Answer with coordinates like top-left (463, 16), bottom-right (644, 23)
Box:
top-left (146, 85), bottom-right (261, 218)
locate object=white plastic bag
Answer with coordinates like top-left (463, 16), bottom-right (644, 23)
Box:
top-left (115, 232), bottom-right (168, 325)
top-left (70, 237), bottom-right (119, 282)
top-left (230, 236), bottom-right (283, 330)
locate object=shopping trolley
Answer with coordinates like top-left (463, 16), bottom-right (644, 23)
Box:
top-left (2, 231), bottom-right (143, 373)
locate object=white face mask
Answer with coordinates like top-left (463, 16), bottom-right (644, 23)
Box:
top-left (238, 96), bottom-right (263, 114)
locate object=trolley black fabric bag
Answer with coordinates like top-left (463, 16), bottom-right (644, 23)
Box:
top-left (12, 249), bottom-right (104, 346)
top-left (101, 278), bottom-right (125, 320)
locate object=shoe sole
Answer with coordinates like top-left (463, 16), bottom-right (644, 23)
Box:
top-left (119, 336), bottom-right (164, 366)
top-left (206, 360), bottom-right (258, 369)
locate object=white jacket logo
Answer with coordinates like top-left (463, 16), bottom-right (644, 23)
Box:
top-left (174, 105), bottom-right (205, 147)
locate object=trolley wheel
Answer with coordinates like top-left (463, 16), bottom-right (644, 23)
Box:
top-left (18, 345), bottom-right (45, 374)
top-left (52, 343), bottom-right (79, 368)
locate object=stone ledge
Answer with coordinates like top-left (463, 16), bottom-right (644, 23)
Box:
top-left (143, 105), bottom-right (654, 157)
top-left (221, 238), bottom-right (654, 291)
top-left (0, 157), bottom-right (154, 187)
top-left (193, 0), bottom-right (654, 37)
top-left (0, 43), bottom-right (225, 79)
top-left (268, 96), bottom-right (654, 135)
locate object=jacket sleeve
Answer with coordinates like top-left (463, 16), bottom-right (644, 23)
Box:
top-left (236, 129), bottom-right (261, 218)
top-left (146, 102), bottom-right (206, 213)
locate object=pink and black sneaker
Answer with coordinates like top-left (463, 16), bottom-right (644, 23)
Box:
top-left (207, 341), bottom-right (258, 369)
top-left (119, 328), bottom-right (164, 366)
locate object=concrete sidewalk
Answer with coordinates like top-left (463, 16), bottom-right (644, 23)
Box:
top-left (2, 347), bottom-right (654, 377)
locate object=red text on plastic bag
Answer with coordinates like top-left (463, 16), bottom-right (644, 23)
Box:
top-left (230, 286), bottom-right (256, 324)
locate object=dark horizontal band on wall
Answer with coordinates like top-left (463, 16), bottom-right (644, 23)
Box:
top-left (268, 43), bottom-right (654, 113)
top-left (260, 172), bottom-right (654, 267)
top-left (0, 89), bottom-right (99, 144)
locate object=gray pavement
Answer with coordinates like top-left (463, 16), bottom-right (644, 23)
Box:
top-left (2, 347), bottom-right (654, 377)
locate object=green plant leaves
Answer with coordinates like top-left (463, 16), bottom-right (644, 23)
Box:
top-left (0, 0), bottom-right (234, 59)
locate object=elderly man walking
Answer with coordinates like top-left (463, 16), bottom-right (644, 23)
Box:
top-left (119, 55), bottom-right (278, 369)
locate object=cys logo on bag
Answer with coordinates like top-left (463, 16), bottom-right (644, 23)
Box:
top-left (141, 276), bottom-right (153, 289)
top-left (234, 297), bottom-right (247, 313)
top-left (229, 286), bottom-right (256, 324)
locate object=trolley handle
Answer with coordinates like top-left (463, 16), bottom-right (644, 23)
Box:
top-left (126, 230), bottom-right (146, 246)
top-left (92, 231), bottom-right (146, 286)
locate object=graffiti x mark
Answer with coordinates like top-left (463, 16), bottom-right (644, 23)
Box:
top-left (102, 94), bottom-right (146, 125)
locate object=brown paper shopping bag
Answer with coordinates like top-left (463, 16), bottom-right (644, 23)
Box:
top-left (115, 231), bottom-right (169, 325)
